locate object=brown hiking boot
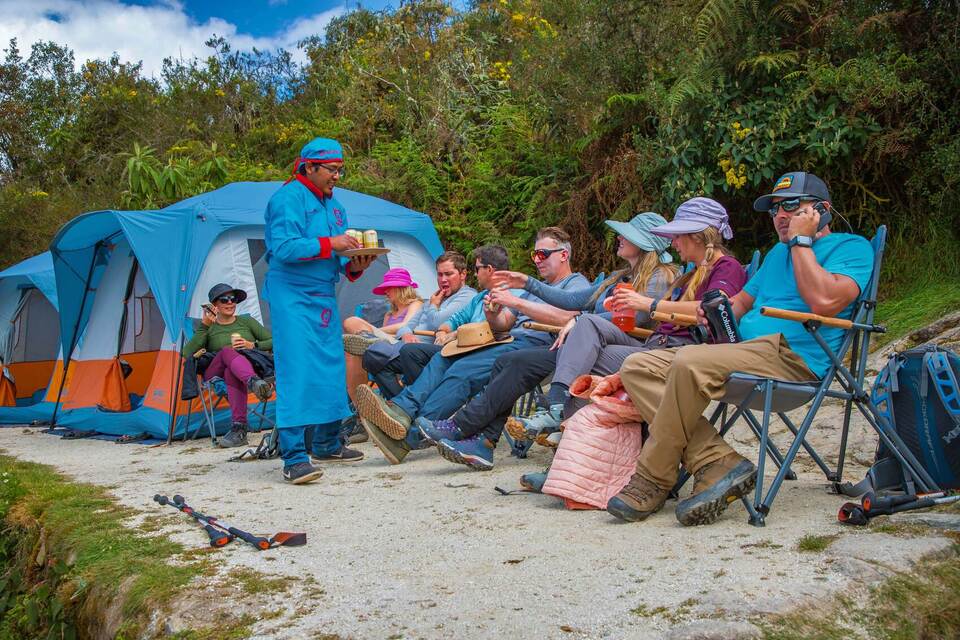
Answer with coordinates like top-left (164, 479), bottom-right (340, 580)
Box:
top-left (675, 453), bottom-right (756, 526)
top-left (355, 384), bottom-right (411, 439)
top-left (606, 473), bottom-right (669, 522)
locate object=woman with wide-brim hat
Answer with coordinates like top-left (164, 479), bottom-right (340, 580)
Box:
top-left (181, 283), bottom-right (273, 448)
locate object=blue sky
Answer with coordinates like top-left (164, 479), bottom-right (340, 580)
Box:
top-left (0, 0), bottom-right (447, 77)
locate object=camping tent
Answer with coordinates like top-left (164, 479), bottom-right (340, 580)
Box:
top-left (0, 252), bottom-right (62, 424)
top-left (50, 182), bottom-right (443, 439)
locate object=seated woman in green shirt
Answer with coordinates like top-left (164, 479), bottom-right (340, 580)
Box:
top-left (182, 283), bottom-right (273, 448)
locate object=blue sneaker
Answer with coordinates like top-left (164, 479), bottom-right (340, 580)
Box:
top-left (437, 435), bottom-right (494, 471)
top-left (416, 416), bottom-right (463, 445)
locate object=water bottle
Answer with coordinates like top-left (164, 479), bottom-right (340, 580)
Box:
top-left (603, 276), bottom-right (636, 332)
top-left (700, 289), bottom-right (740, 343)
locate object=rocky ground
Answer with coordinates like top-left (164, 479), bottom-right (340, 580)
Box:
top-left (0, 395), bottom-right (954, 639)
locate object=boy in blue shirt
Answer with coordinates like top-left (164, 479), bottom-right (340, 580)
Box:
top-left (607, 172), bottom-right (874, 526)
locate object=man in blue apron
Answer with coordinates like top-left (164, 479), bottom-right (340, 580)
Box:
top-left (264, 137), bottom-right (375, 484)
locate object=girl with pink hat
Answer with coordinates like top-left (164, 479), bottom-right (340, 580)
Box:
top-left (342, 268), bottom-right (423, 412)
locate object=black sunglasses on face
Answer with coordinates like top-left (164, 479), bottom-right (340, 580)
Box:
top-left (474, 263), bottom-right (492, 272)
top-left (531, 247), bottom-right (565, 261)
top-left (216, 295), bottom-right (238, 304)
top-left (767, 197), bottom-right (820, 217)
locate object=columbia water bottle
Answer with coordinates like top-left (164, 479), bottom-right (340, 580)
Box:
top-left (700, 289), bottom-right (741, 343)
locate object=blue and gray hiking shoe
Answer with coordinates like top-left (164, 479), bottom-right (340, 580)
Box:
top-left (520, 471), bottom-right (548, 493)
top-left (416, 416), bottom-right (463, 445)
top-left (675, 454), bottom-right (756, 526)
top-left (504, 404), bottom-right (563, 442)
top-left (437, 435), bottom-right (494, 471)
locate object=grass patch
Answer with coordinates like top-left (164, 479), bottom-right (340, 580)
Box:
top-left (797, 534), bottom-right (838, 553)
top-left (875, 280), bottom-right (960, 348)
top-left (227, 568), bottom-right (289, 596)
top-left (760, 544), bottom-right (960, 639)
top-left (0, 454), bottom-right (214, 637)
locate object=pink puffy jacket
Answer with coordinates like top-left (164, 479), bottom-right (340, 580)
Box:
top-left (542, 374), bottom-right (645, 509)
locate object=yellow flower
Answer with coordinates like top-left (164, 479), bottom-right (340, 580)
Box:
top-left (127, 89), bottom-right (138, 97)
top-left (512, 12), bottom-right (524, 21)
top-left (424, 50), bottom-right (431, 61)
top-left (215, 88), bottom-right (226, 96)
top-left (31, 190), bottom-right (49, 198)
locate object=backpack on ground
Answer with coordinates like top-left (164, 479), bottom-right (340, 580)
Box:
top-left (841, 344), bottom-right (960, 496)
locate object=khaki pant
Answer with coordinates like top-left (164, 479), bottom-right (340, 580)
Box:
top-left (620, 334), bottom-right (815, 489)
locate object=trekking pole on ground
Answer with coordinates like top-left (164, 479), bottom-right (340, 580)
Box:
top-left (861, 491), bottom-right (945, 513)
top-left (154, 494), bottom-right (233, 547)
top-left (868, 493), bottom-right (960, 517)
top-left (171, 495), bottom-right (307, 550)
top-left (839, 493), bottom-right (960, 525)
top-left (837, 502), bottom-right (868, 526)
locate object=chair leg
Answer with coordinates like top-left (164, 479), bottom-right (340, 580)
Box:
top-left (833, 399), bottom-right (854, 485)
top-left (750, 379), bottom-right (775, 527)
top-left (775, 411), bottom-right (831, 477)
top-left (741, 410), bottom-right (797, 480)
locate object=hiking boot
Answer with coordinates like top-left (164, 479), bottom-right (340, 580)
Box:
top-left (606, 473), bottom-right (670, 522)
top-left (282, 462), bottom-right (323, 484)
top-left (437, 435), bottom-right (494, 471)
top-left (217, 422), bottom-right (248, 448)
top-left (343, 332), bottom-right (380, 357)
top-left (536, 430), bottom-right (562, 449)
top-left (505, 403), bottom-right (563, 441)
top-left (416, 416), bottom-right (463, 445)
top-left (355, 384), bottom-right (411, 439)
top-left (520, 471), bottom-right (547, 493)
top-left (246, 376), bottom-right (272, 402)
top-left (340, 415), bottom-right (368, 444)
top-left (361, 416), bottom-right (410, 465)
top-left (311, 445), bottom-right (365, 463)
top-left (675, 454), bottom-right (756, 526)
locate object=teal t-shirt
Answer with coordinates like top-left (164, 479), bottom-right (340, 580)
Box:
top-left (740, 233), bottom-right (874, 378)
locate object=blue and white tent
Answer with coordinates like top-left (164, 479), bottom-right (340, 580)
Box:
top-left (50, 182), bottom-right (444, 439)
top-left (0, 252), bottom-right (62, 424)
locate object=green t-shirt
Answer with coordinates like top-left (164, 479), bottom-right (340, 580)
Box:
top-left (182, 315), bottom-right (272, 357)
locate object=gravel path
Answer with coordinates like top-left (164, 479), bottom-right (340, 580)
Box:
top-left (0, 407), bottom-right (950, 639)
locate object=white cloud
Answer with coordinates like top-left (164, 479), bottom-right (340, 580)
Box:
top-left (0, 0), bottom-right (346, 77)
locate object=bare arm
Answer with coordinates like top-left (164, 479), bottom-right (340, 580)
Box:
top-left (788, 207), bottom-right (861, 316)
top-left (380, 300), bottom-right (424, 335)
top-left (486, 288), bottom-right (577, 328)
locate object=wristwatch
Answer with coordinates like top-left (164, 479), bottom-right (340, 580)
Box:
top-left (788, 235), bottom-right (814, 249)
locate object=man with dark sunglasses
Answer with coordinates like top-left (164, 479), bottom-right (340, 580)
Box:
top-left (605, 171), bottom-right (875, 526)
top-left (355, 229), bottom-right (590, 464)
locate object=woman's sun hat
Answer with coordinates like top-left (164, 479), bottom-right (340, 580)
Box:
top-left (207, 283), bottom-right (247, 303)
top-left (650, 197), bottom-right (733, 240)
top-left (604, 212), bottom-right (673, 263)
top-left (372, 268), bottom-right (419, 295)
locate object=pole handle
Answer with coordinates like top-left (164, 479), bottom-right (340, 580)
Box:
top-left (228, 527), bottom-right (272, 550)
top-left (205, 525), bottom-right (233, 547)
top-left (522, 321), bottom-right (652, 339)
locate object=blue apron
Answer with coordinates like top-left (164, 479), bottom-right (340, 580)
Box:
top-left (263, 178), bottom-right (353, 428)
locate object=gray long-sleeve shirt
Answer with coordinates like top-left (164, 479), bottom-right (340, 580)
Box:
top-left (522, 268), bottom-right (672, 327)
top-left (396, 284), bottom-right (478, 338)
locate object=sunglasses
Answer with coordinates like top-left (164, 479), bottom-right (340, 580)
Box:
top-left (216, 295), bottom-right (238, 304)
top-left (316, 164), bottom-right (346, 178)
top-left (474, 263), bottom-right (492, 272)
top-left (767, 197), bottom-right (820, 217)
top-left (531, 247), bottom-right (565, 262)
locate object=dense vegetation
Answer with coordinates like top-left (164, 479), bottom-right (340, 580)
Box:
top-left (1, 0), bottom-right (958, 308)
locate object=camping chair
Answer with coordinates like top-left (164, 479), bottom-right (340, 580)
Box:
top-left (677, 226), bottom-right (939, 526)
top-left (188, 372), bottom-right (276, 446)
top-left (503, 382), bottom-right (549, 459)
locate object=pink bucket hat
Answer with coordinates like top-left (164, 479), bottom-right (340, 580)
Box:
top-left (372, 268), bottom-right (418, 295)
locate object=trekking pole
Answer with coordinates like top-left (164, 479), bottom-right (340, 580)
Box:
top-left (861, 491), bottom-right (945, 513)
top-left (837, 502), bottom-right (869, 526)
top-left (172, 495), bottom-right (307, 550)
top-left (154, 494), bottom-right (233, 547)
top-left (870, 493), bottom-right (960, 517)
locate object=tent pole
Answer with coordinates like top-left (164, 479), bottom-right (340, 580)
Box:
top-left (167, 332), bottom-right (185, 445)
top-left (50, 241), bottom-right (102, 427)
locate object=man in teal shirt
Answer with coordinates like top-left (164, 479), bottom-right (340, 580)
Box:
top-left (608, 171), bottom-right (874, 526)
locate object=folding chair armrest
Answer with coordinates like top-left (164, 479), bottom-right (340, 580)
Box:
top-left (651, 310), bottom-right (697, 326)
top-left (413, 330), bottom-right (436, 337)
top-left (522, 320), bottom-right (652, 339)
top-left (760, 306), bottom-right (853, 330)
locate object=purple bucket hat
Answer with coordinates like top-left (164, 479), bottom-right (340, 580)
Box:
top-left (651, 197), bottom-right (733, 240)
top-left (372, 268), bottom-right (418, 295)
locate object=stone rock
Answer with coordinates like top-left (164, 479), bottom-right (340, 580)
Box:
top-left (888, 512), bottom-right (960, 532)
top-left (665, 620), bottom-right (762, 640)
top-left (825, 533), bottom-right (953, 582)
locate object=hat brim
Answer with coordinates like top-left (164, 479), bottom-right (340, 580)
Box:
top-left (372, 282), bottom-right (418, 296)
top-left (440, 335), bottom-right (513, 357)
top-left (650, 220), bottom-right (710, 238)
top-left (605, 220), bottom-right (659, 252)
top-left (753, 191), bottom-right (815, 212)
